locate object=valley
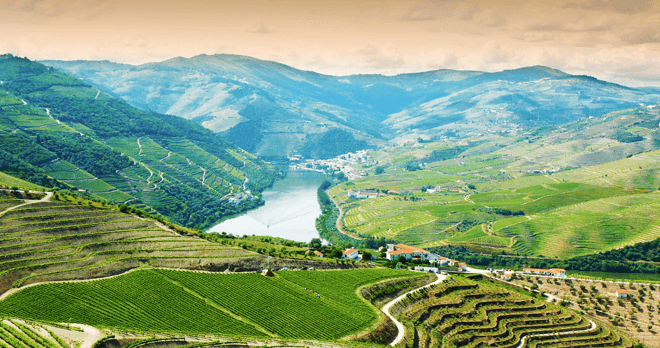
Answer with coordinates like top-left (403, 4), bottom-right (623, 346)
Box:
top-left (2, 54), bottom-right (660, 348)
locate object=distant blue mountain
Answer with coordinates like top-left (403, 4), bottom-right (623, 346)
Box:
top-left (43, 55), bottom-right (660, 157)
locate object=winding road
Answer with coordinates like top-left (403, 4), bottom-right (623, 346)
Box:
top-left (515, 319), bottom-right (596, 348)
top-left (382, 273), bottom-right (448, 346)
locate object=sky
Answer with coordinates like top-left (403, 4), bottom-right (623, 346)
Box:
top-left (1, 0), bottom-right (660, 86)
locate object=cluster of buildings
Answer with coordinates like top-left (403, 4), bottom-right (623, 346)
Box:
top-left (493, 267), bottom-right (567, 281)
top-left (522, 268), bottom-right (567, 279)
top-left (384, 244), bottom-right (467, 271)
top-left (347, 189), bottom-right (379, 199)
top-left (289, 150), bottom-right (372, 180)
top-left (224, 192), bottom-right (257, 205)
top-left (346, 189), bottom-right (400, 200)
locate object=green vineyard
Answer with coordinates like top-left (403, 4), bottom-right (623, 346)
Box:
top-left (0, 198), bottom-right (256, 293)
top-left (0, 319), bottom-right (72, 348)
top-left (394, 275), bottom-right (631, 348)
top-left (0, 268), bottom-right (423, 340)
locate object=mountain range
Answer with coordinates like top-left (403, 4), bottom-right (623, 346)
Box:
top-left (44, 54), bottom-right (660, 158)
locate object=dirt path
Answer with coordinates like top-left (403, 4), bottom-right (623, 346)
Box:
top-left (0, 191), bottom-right (52, 217)
top-left (137, 137), bottom-right (143, 156)
top-left (327, 192), bottom-right (363, 240)
top-left (515, 319), bottom-right (595, 348)
top-left (159, 151), bottom-right (172, 162)
top-left (94, 90), bottom-right (100, 100)
top-left (464, 194), bottom-right (474, 204)
top-left (383, 273), bottom-right (447, 346)
top-left (71, 323), bottom-right (105, 348)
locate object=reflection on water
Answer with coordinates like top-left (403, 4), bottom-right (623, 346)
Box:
top-left (207, 170), bottom-right (329, 243)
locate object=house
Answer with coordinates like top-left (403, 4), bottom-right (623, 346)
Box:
top-left (457, 262), bottom-right (468, 272)
top-left (436, 256), bottom-right (449, 266)
top-left (523, 268), bottom-right (566, 279)
top-left (415, 266), bottom-right (439, 273)
top-left (387, 189), bottom-right (399, 195)
top-left (342, 248), bottom-right (359, 260)
top-left (386, 243), bottom-right (439, 261)
top-left (616, 288), bottom-right (628, 298)
top-left (347, 190), bottom-right (378, 199)
top-left (501, 272), bottom-right (513, 281)
top-left (306, 250), bottom-right (324, 258)
top-left (549, 268), bottom-right (566, 279)
top-left (449, 260), bottom-right (459, 266)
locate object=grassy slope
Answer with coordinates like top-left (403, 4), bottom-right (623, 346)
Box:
top-left (0, 268), bottom-right (423, 340)
top-left (0, 172), bottom-right (46, 191)
top-left (327, 105), bottom-right (660, 258)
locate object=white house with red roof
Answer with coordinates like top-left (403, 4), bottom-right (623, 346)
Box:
top-left (385, 244), bottom-right (439, 261)
top-left (342, 248), bottom-right (359, 260)
top-left (523, 268), bottom-right (566, 279)
top-left (616, 288), bottom-right (628, 298)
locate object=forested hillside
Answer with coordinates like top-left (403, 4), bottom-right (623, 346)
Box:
top-left (0, 54), bottom-right (279, 229)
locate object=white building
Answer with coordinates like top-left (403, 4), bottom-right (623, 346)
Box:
top-left (386, 244), bottom-right (439, 261)
top-left (616, 288), bottom-right (628, 298)
top-left (342, 248), bottom-right (359, 260)
top-left (523, 268), bottom-right (566, 279)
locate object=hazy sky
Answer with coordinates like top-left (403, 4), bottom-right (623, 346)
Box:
top-left (2, 0), bottom-right (660, 86)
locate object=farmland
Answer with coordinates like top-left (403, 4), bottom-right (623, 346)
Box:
top-left (392, 274), bottom-right (631, 348)
top-left (0, 318), bottom-right (72, 348)
top-left (0, 194), bottom-right (259, 294)
top-left (0, 55), bottom-right (279, 230)
top-left (510, 274), bottom-right (660, 347)
top-left (324, 104), bottom-right (660, 259)
top-left (0, 268), bottom-right (425, 340)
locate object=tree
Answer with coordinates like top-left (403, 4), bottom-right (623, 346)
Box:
top-left (310, 238), bottom-right (322, 249)
top-left (467, 184), bottom-right (476, 190)
top-left (362, 251), bottom-right (373, 261)
top-left (375, 166), bottom-right (386, 175)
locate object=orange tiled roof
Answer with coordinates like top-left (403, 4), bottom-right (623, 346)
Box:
top-left (343, 248), bottom-right (358, 255)
top-left (616, 289), bottom-right (628, 294)
top-left (392, 243), bottom-right (429, 254)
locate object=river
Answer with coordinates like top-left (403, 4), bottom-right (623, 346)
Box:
top-left (208, 170), bottom-right (330, 243)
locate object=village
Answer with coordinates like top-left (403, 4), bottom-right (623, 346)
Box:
top-left (288, 150), bottom-right (372, 180)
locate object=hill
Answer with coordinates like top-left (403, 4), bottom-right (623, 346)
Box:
top-left (0, 189), bottom-right (262, 294)
top-left (0, 54), bottom-right (279, 229)
top-left (393, 274), bottom-right (631, 348)
top-left (323, 104), bottom-right (660, 259)
top-left (43, 56), bottom-right (660, 157)
top-left (0, 267), bottom-right (423, 339)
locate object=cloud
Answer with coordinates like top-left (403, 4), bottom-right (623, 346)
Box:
top-left (399, 12), bottom-right (435, 21)
top-left (619, 27), bottom-right (660, 44)
top-left (245, 20), bottom-right (275, 34)
top-left (562, 0), bottom-right (660, 14)
top-left (3, 0), bottom-right (66, 16)
top-left (485, 43), bottom-right (513, 64)
top-left (357, 45), bottom-right (379, 56)
top-left (527, 21), bottom-right (612, 33)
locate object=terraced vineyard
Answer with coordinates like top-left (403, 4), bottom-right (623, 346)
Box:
top-left (0, 318), bottom-right (72, 348)
top-left (0, 55), bottom-right (279, 230)
top-left (0, 268), bottom-right (423, 340)
top-left (0, 197), bottom-right (256, 293)
top-left (394, 275), bottom-right (631, 348)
